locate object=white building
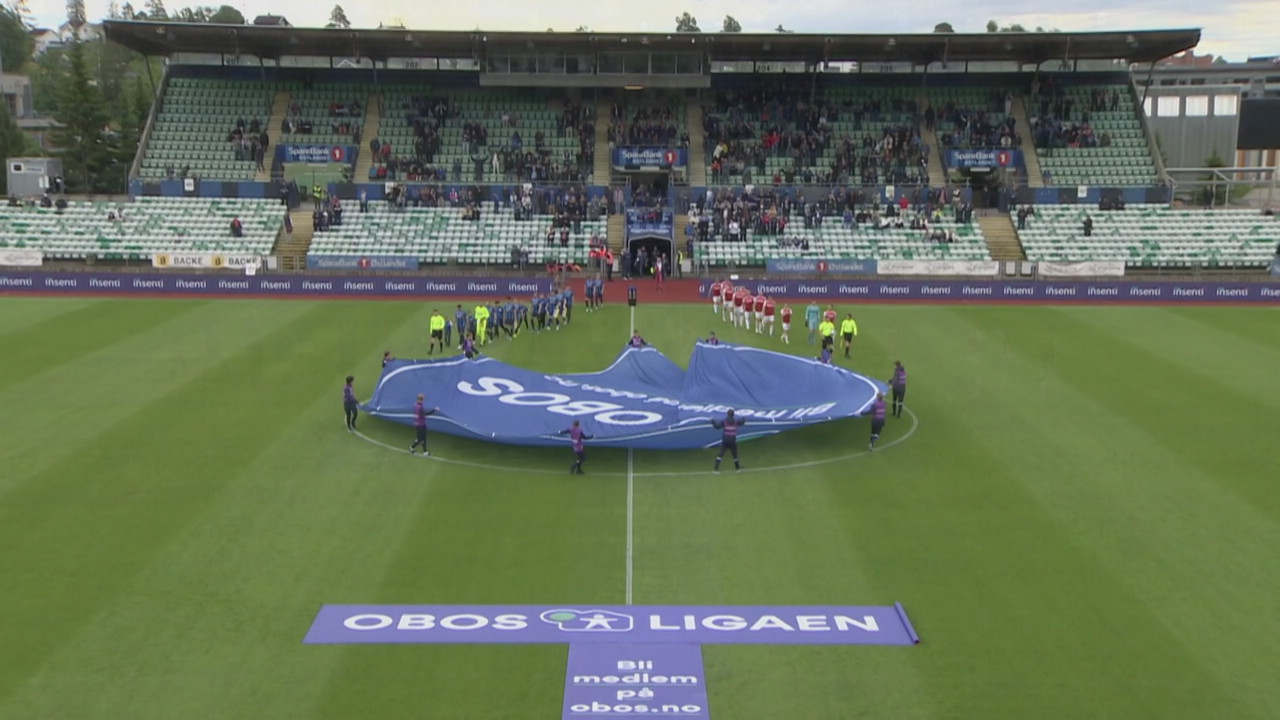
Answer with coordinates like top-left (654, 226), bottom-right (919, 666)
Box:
top-left (29, 22), bottom-right (104, 57)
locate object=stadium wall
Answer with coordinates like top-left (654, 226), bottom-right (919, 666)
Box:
top-left (2, 272), bottom-right (1278, 306)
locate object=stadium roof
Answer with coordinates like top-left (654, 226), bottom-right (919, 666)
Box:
top-left (103, 22), bottom-right (1200, 65)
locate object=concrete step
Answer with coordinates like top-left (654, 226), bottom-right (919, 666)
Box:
top-left (353, 93), bottom-right (382, 182)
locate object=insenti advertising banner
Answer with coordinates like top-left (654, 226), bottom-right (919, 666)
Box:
top-left (0, 273), bottom-right (553, 297)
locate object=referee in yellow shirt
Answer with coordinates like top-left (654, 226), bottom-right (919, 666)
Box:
top-left (840, 314), bottom-right (859, 359)
top-left (474, 303), bottom-right (490, 346)
top-left (818, 317), bottom-right (837, 351)
top-left (428, 310), bottom-right (446, 355)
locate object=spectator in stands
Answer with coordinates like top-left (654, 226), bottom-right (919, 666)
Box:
top-left (1083, 215), bottom-right (1094, 237)
top-left (1016, 206), bottom-right (1029, 230)
top-left (230, 217), bottom-right (243, 237)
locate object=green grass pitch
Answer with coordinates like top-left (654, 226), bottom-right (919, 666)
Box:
top-left (0, 296), bottom-right (1278, 719)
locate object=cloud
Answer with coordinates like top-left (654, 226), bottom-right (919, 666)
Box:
top-left (22, 0), bottom-right (1273, 59)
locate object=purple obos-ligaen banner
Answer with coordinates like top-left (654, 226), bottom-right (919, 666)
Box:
top-left (0, 273), bottom-right (552, 297)
top-left (698, 279), bottom-right (1280, 303)
top-left (303, 604), bottom-right (919, 645)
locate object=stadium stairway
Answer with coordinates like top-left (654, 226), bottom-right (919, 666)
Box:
top-left (978, 213), bottom-right (1026, 261)
top-left (686, 103), bottom-right (707, 185)
top-left (274, 208), bottom-right (316, 269)
top-left (918, 97), bottom-right (947, 188)
top-left (1013, 97), bottom-right (1045, 188)
top-left (608, 213), bottom-right (625, 254)
top-left (258, 90), bottom-right (293, 182)
top-left (353, 93), bottom-right (382, 181)
top-left (594, 101), bottom-right (612, 183)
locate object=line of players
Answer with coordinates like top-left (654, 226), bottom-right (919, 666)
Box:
top-left (419, 275), bottom-right (610, 356)
top-left (708, 278), bottom-right (794, 343)
top-left (708, 279), bottom-right (862, 364)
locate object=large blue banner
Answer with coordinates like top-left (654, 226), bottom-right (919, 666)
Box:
top-left (945, 149), bottom-right (1021, 169)
top-left (765, 259), bottom-right (878, 275)
top-left (306, 255), bottom-right (419, 271)
top-left (613, 148), bottom-right (687, 170)
top-left (278, 145), bottom-right (357, 164)
top-left (363, 344), bottom-right (887, 450)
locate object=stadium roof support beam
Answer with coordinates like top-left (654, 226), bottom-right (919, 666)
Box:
top-left (102, 22), bottom-right (1202, 66)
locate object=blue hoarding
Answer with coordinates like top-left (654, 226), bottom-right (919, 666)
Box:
top-left (306, 255), bottom-right (419, 271)
top-left (613, 147), bottom-right (688, 170)
top-left (945, 149), bottom-right (1022, 169)
top-left (278, 145), bottom-right (358, 164)
top-left (765, 259), bottom-right (878, 275)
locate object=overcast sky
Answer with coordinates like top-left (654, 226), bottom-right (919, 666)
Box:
top-left (25, 0), bottom-right (1277, 62)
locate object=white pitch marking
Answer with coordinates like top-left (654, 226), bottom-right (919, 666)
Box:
top-left (349, 407), bottom-right (919, 478)
top-left (626, 448), bottom-right (635, 606)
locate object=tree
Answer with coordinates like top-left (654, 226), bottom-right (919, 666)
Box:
top-left (144, 0), bottom-right (167, 20)
top-left (933, 22), bottom-right (954, 33)
top-left (574, 25), bottom-right (589, 32)
top-left (328, 4), bottom-right (350, 28)
top-left (775, 24), bottom-right (794, 33)
top-left (0, 100), bottom-right (30, 193)
top-left (13, 0), bottom-right (32, 28)
top-left (173, 6), bottom-right (211, 21)
top-left (51, 41), bottom-right (115, 192)
top-left (208, 5), bottom-right (243, 23)
top-left (120, 2), bottom-right (138, 19)
top-left (674, 12), bottom-right (699, 32)
top-left (987, 19), bottom-right (1029, 32)
top-left (0, 6), bottom-right (33, 73)
top-left (67, 0), bottom-right (87, 30)
top-left (721, 15), bottom-right (741, 33)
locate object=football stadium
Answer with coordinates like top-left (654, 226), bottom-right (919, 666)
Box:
top-left (1, 11), bottom-right (1279, 720)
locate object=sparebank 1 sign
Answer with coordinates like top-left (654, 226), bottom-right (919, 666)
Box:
top-left (304, 604), bottom-right (920, 645)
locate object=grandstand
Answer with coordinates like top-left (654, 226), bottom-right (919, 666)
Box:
top-left (697, 219), bottom-right (988, 267)
top-left (277, 80), bottom-right (366, 147)
top-left (0, 198), bottom-right (280, 260)
top-left (705, 84), bottom-right (927, 186)
top-left (307, 204), bottom-right (606, 266)
top-left (1030, 83), bottom-right (1159, 186)
top-left (371, 88), bottom-right (590, 184)
top-left (137, 78), bottom-right (268, 182)
top-left (94, 23), bottom-right (1277, 277)
top-left (1018, 204), bottom-right (1279, 267)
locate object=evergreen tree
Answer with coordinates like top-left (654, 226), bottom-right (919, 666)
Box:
top-left (328, 4), bottom-right (350, 28)
top-left (0, 100), bottom-right (29, 195)
top-left (0, 7), bottom-right (34, 73)
top-left (67, 0), bottom-right (87, 31)
top-left (721, 15), bottom-right (741, 33)
top-left (144, 0), bottom-right (167, 20)
top-left (51, 41), bottom-right (114, 192)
